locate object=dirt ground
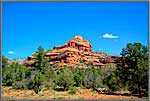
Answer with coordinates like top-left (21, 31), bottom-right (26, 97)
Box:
top-left (2, 86), bottom-right (142, 100)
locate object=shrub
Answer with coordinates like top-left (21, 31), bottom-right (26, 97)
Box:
top-left (68, 87), bottom-right (79, 94)
top-left (103, 71), bottom-right (122, 92)
top-left (32, 72), bottom-right (46, 94)
top-left (55, 67), bottom-right (74, 91)
top-left (73, 68), bottom-right (86, 87)
top-left (2, 62), bottom-right (29, 86)
top-left (12, 80), bottom-right (27, 90)
top-left (83, 68), bottom-right (102, 90)
top-left (44, 81), bottom-right (56, 90)
top-left (2, 56), bottom-right (9, 83)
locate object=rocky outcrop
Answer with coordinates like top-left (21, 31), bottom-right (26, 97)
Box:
top-left (53, 36), bottom-right (92, 52)
top-left (25, 35), bottom-right (118, 67)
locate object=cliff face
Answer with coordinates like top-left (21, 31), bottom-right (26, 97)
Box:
top-left (25, 35), bottom-right (117, 67)
top-left (53, 36), bottom-right (92, 52)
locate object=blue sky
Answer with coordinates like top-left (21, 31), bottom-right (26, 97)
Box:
top-left (2, 2), bottom-right (148, 59)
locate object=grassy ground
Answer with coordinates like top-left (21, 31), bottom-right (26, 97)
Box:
top-left (2, 86), bottom-right (141, 100)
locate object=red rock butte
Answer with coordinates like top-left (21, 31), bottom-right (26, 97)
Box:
top-left (24, 35), bottom-right (119, 67)
top-left (53, 35), bottom-right (92, 52)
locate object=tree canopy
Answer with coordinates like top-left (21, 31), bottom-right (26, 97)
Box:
top-left (104, 42), bottom-right (148, 97)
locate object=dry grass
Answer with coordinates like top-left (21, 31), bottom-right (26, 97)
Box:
top-left (2, 86), bottom-right (140, 100)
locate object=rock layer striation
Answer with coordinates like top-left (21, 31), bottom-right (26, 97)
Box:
top-left (25, 35), bottom-right (118, 67)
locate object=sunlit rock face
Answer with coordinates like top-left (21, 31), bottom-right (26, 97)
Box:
top-left (24, 35), bottom-right (117, 67)
top-left (53, 35), bottom-right (92, 52)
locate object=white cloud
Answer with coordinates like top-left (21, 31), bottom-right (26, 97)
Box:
top-left (102, 33), bottom-right (119, 39)
top-left (8, 51), bottom-right (16, 55)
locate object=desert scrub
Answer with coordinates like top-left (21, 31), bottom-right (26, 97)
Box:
top-left (12, 80), bottom-right (27, 90)
top-left (47, 91), bottom-right (55, 95)
top-left (53, 96), bottom-right (65, 99)
top-left (68, 87), bottom-right (79, 94)
top-left (32, 72), bottom-right (46, 94)
top-left (3, 96), bottom-right (16, 100)
top-left (78, 96), bottom-right (84, 99)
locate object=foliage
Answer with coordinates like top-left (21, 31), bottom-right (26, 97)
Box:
top-left (118, 43), bottom-right (148, 96)
top-left (73, 68), bottom-right (85, 87)
top-left (2, 43), bottom-right (148, 97)
top-left (104, 43), bottom-right (148, 97)
top-left (68, 87), bottom-right (79, 94)
top-left (84, 67), bottom-right (102, 90)
top-left (2, 62), bottom-right (29, 86)
top-left (2, 56), bottom-right (9, 72)
top-left (103, 71), bottom-right (122, 91)
top-left (32, 46), bottom-right (56, 92)
top-left (2, 56), bottom-right (9, 83)
top-left (12, 80), bottom-right (27, 90)
top-left (13, 63), bottom-right (29, 81)
top-left (55, 67), bottom-right (74, 91)
top-left (32, 72), bottom-right (46, 94)
top-left (43, 67), bottom-right (56, 90)
top-left (34, 46), bottom-right (49, 73)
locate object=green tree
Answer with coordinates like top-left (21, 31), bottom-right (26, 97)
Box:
top-left (2, 64), bottom-right (15, 86)
top-left (2, 56), bottom-right (9, 83)
top-left (13, 62), bottom-right (29, 81)
top-left (55, 67), bottom-right (74, 91)
top-left (105, 43), bottom-right (148, 96)
top-left (33, 46), bottom-right (56, 90)
top-left (34, 46), bottom-right (49, 73)
top-left (126, 43), bottom-right (147, 96)
top-left (43, 65), bottom-right (56, 90)
top-left (103, 71), bottom-right (122, 92)
top-left (3, 62), bottom-right (29, 86)
top-left (32, 72), bottom-right (46, 94)
top-left (84, 67), bottom-right (102, 90)
top-left (2, 56), bottom-right (9, 71)
top-left (73, 68), bottom-right (85, 87)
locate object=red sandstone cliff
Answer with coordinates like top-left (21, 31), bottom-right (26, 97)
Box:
top-left (25, 35), bottom-right (118, 67)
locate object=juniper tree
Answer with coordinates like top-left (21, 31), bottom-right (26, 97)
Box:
top-left (104, 43), bottom-right (148, 97)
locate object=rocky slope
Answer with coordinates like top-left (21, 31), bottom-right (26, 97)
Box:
top-left (25, 35), bottom-right (118, 67)
top-left (8, 58), bottom-right (26, 65)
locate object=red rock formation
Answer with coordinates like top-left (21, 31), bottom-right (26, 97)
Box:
top-left (54, 36), bottom-right (92, 52)
top-left (25, 35), bottom-right (117, 67)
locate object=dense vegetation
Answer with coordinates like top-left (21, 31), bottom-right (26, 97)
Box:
top-left (2, 43), bottom-right (148, 98)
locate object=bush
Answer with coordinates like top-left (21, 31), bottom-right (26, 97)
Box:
top-left (73, 68), bottom-right (85, 87)
top-left (2, 56), bottom-right (9, 83)
top-left (83, 68), bottom-right (102, 90)
top-left (32, 72), bottom-right (46, 94)
top-left (44, 81), bottom-right (56, 90)
top-left (68, 87), bottom-right (79, 94)
top-left (25, 70), bottom-right (37, 89)
top-left (12, 80), bottom-right (27, 90)
top-left (103, 71), bottom-right (122, 92)
top-left (2, 62), bottom-right (29, 86)
top-left (55, 67), bottom-right (74, 91)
